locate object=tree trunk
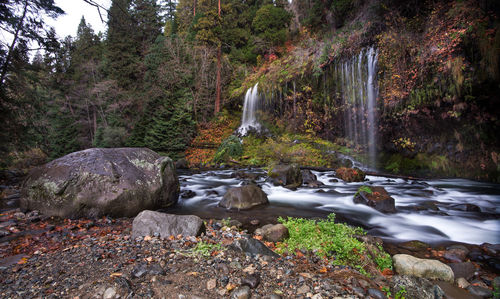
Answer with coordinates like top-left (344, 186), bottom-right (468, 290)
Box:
top-left (0, 0), bottom-right (29, 84)
top-left (215, 0), bottom-right (221, 114)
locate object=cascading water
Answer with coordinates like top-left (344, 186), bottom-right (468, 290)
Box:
top-left (335, 47), bottom-right (379, 168)
top-left (237, 83), bottom-right (260, 136)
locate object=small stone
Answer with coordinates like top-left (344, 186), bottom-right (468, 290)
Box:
top-left (250, 220), bottom-right (260, 226)
top-left (207, 278), bottom-right (217, 290)
top-left (242, 274), bottom-right (260, 289)
top-left (456, 277), bottom-right (470, 289)
top-left (311, 293), bottom-right (323, 299)
top-left (230, 286), bottom-right (251, 299)
top-left (297, 285), bottom-right (310, 294)
top-left (102, 287), bottom-right (117, 299)
top-left (467, 285), bottom-right (493, 298)
top-left (131, 264), bottom-right (148, 278)
top-left (367, 288), bottom-right (387, 299)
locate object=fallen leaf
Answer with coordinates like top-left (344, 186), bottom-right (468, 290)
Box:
top-left (17, 257), bottom-right (28, 265)
top-left (187, 272), bottom-right (199, 276)
top-left (319, 267), bottom-right (328, 273)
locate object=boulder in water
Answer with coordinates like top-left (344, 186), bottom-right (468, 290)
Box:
top-left (132, 210), bottom-right (205, 239)
top-left (393, 254), bottom-right (455, 282)
top-left (219, 185), bottom-right (269, 210)
top-left (21, 148), bottom-right (179, 218)
top-left (268, 164), bottom-right (302, 188)
top-left (335, 167), bottom-right (365, 182)
top-left (353, 186), bottom-right (396, 213)
top-left (301, 170), bottom-right (324, 187)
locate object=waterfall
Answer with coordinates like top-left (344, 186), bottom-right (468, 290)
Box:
top-left (336, 47), bottom-right (379, 168)
top-left (237, 83), bottom-right (260, 136)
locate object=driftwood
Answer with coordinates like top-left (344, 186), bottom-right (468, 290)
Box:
top-left (299, 166), bottom-right (425, 181)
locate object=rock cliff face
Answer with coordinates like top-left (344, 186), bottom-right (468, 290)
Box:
top-left (21, 148), bottom-right (179, 218)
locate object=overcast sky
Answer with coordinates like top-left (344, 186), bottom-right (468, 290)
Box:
top-left (47, 0), bottom-right (112, 39)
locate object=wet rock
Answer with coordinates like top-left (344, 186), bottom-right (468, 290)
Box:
top-left (132, 211), bottom-right (205, 239)
top-left (367, 288), bottom-right (387, 299)
top-left (448, 262), bottom-right (475, 280)
top-left (434, 281), bottom-right (479, 299)
top-left (268, 164), bottom-right (302, 188)
top-left (301, 170), bottom-right (317, 184)
top-left (180, 190), bottom-right (196, 199)
top-left (21, 148), bottom-right (179, 218)
top-left (391, 275), bottom-right (445, 299)
top-left (393, 254), bottom-right (454, 282)
top-left (467, 285), bottom-right (493, 298)
top-left (230, 238), bottom-right (279, 258)
top-left (242, 274), bottom-right (260, 289)
top-left (398, 240), bottom-right (430, 252)
top-left (444, 245), bottom-right (469, 262)
top-left (230, 286), bottom-right (251, 299)
top-left (450, 204), bottom-right (481, 212)
top-left (335, 167), bottom-right (365, 182)
top-left (231, 171), bottom-right (262, 181)
top-left (175, 158), bottom-right (189, 169)
top-left (353, 186), bottom-right (396, 213)
top-left (219, 185), bottom-right (269, 210)
top-left (255, 224), bottom-right (289, 242)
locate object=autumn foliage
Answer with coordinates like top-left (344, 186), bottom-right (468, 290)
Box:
top-left (184, 111), bottom-right (240, 167)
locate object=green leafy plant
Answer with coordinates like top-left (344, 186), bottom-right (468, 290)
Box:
top-left (213, 135), bottom-right (243, 163)
top-left (396, 286), bottom-right (407, 299)
top-left (382, 286), bottom-right (391, 298)
top-left (374, 244), bottom-right (393, 271)
top-left (277, 214), bottom-right (367, 272)
top-left (355, 186), bottom-right (373, 197)
top-left (188, 241), bottom-right (223, 258)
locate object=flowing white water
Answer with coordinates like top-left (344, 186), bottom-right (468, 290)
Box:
top-left (174, 169), bottom-right (500, 245)
top-left (336, 47), bottom-right (379, 168)
top-left (237, 83), bottom-right (260, 136)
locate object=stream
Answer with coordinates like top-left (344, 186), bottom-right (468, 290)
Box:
top-left (168, 168), bottom-right (500, 246)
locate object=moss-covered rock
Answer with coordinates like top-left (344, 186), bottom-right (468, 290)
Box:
top-left (268, 164), bottom-right (303, 188)
top-left (335, 167), bottom-right (365, 182)
top-left (21, 148), bottom-right (179, 218)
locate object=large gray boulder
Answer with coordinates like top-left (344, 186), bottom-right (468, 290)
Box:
top-left (132, 210), bottom-right (205, 239)
top-left (21, 148), bottom-right (179, 218)
top-left (219, 185), bottom-right (269, 210)
top-left (393, 254), bottom-right (454, 282)
top-left (268, 164), bottom-right (302, 188)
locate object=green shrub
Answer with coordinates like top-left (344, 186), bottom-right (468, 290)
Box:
top-left (277, 214), bottom-right (368, 272)
top-left (213, 135), bottom-right (243, 163)
top-left (188, 241), bottom-right (223, 258)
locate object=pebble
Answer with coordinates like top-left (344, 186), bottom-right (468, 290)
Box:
top-left (367, 288), bottom-right (387, 299)
top-left (456, 277), bottom-right (470, 289)
top-left (297, 284), bottom-right (310, 294)
top-left (102, 287), bottom-right (117, 299)
top-left (207, 278), bottom-right (217, 290)
top-left (230, 285), bottom-right (251, 299)
top-left (242, 274), bottom-right (260, 289)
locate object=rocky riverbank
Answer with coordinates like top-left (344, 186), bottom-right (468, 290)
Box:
top-left (0, 206), bottom-right (499, 299)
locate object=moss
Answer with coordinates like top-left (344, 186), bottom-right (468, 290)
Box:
top-left (130, 159), bottom-right (155, 171)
